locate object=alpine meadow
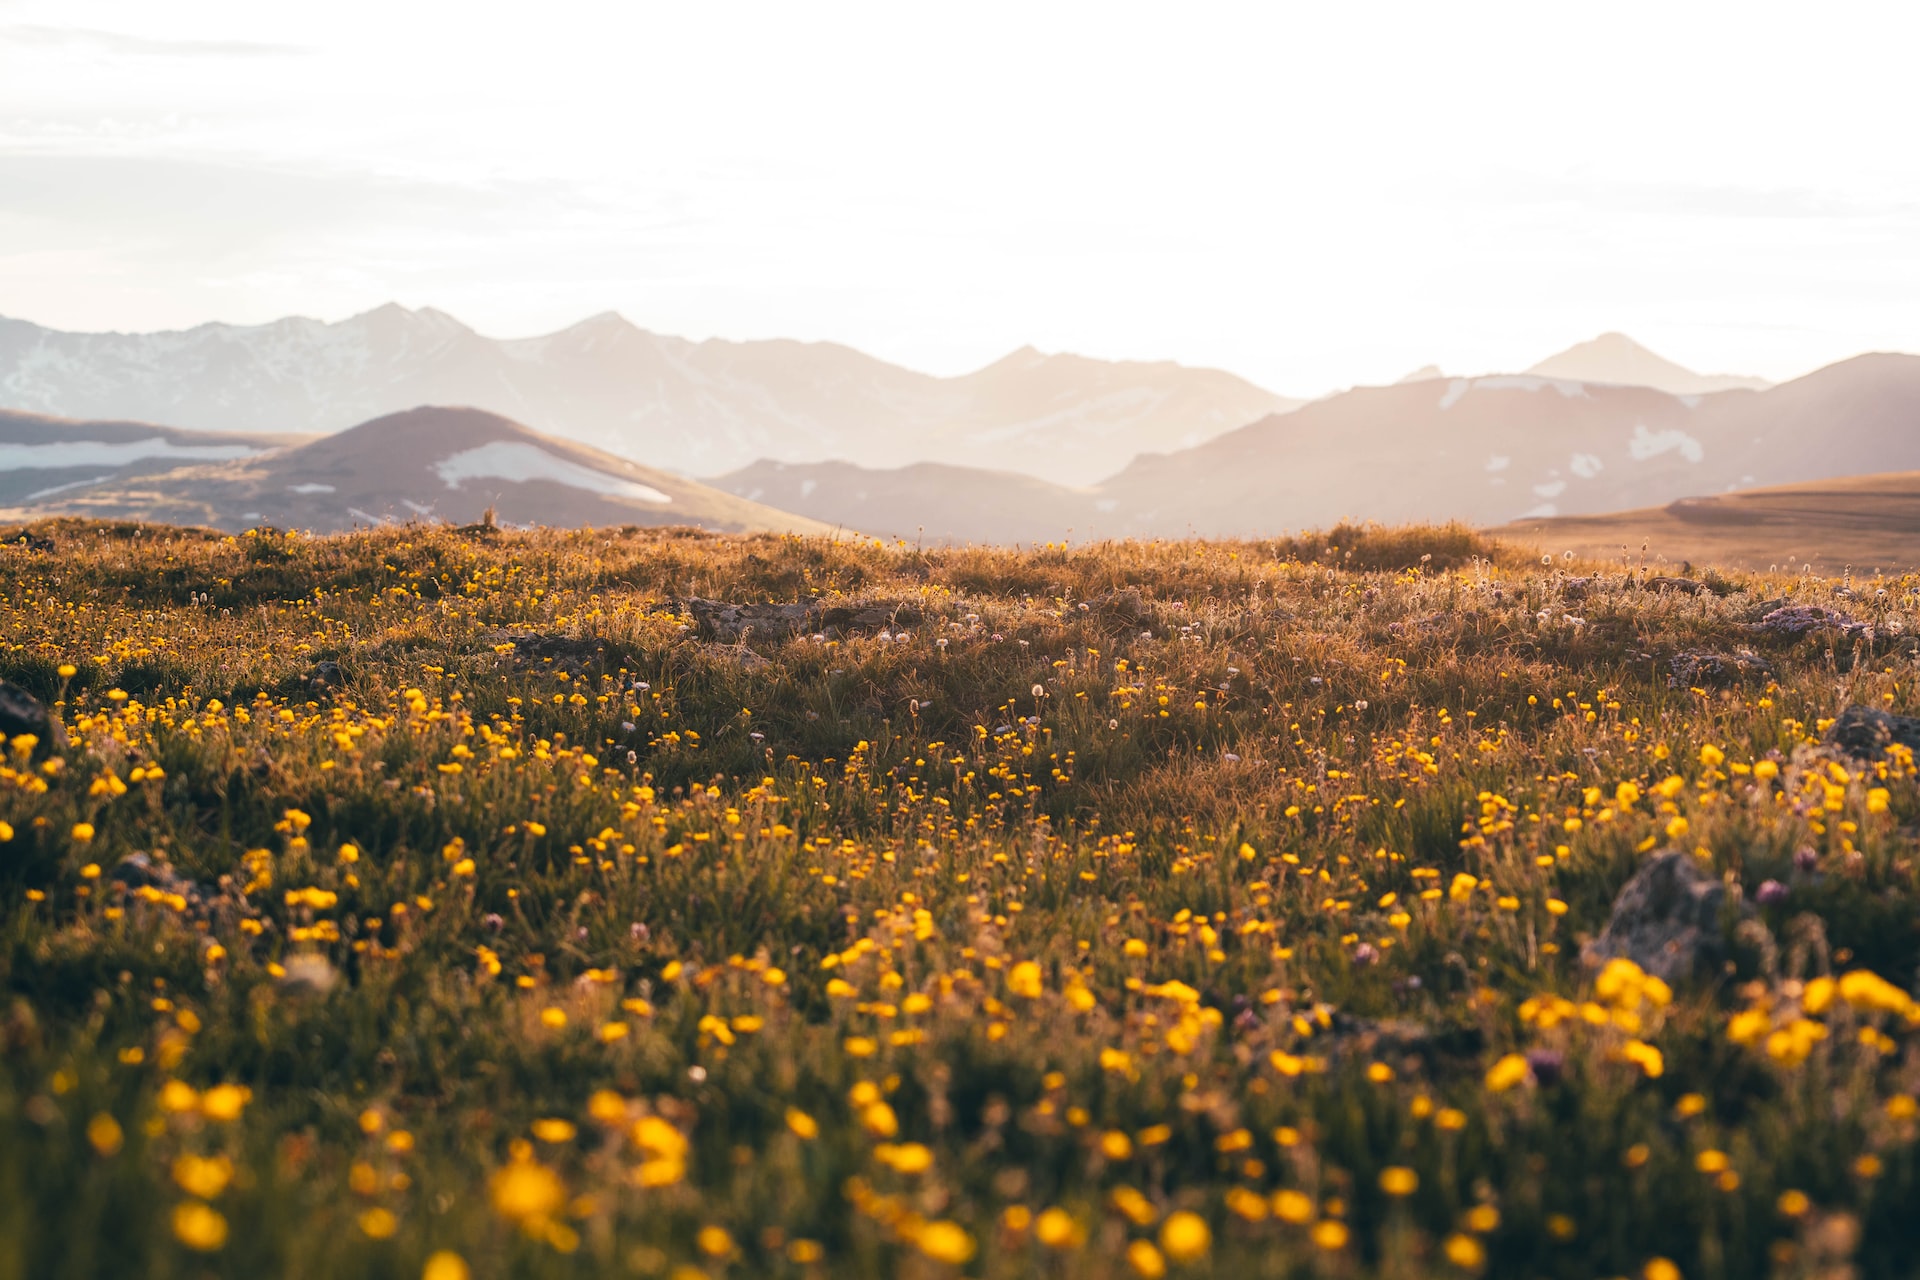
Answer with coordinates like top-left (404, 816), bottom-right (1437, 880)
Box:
top-left (1, 517), bottom-right (1916, 1280)
top-left (8, 10), bottom-right (1920, 1278)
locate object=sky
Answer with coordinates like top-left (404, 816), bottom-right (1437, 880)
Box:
top-left (2, 1), bottom-right (1918, 396)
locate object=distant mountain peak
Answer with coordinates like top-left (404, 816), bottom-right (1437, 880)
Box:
top-left (1525, 333), bottom-right (1770, 396)
top-left (568, 310), bottom-right (636, 331)
top-left (1396, 364), bottom-right (1444, 384)
top-left (976, 345), bottom-right (1051, 373)
top-left (340, 302), bottom-right (473, 340)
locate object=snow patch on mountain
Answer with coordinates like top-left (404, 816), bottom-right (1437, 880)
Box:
top-left (434, 442), bottom-right (671, 503)
top-left (26, 475), bottom-right (112, 500)
top-left (1628, 425), bottom-right (1704, 463)
top-left (0, 439), bottom-right (262, 469)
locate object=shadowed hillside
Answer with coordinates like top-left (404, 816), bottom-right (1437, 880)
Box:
top-left (0, 407), bottom-right (830, 535)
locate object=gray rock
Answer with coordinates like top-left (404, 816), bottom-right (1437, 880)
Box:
top-left (1668, 649), bottom-right (1774, 689)
top-left (1586, 851), bottom-right (1751, 984)
top-left (683, 598), bottom-right (923, 643)
top-left (0, 680), bottom-right (66, 756)
top-left (1824, 705), bottom-right (1920, 760)
top-left (305, 660), bottom-right (346, 689)
top-left (685, 599), bottom-right (815, 642)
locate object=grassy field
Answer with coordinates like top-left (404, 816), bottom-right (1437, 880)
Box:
top-left (0, 517), bottom-right (1916, 1279)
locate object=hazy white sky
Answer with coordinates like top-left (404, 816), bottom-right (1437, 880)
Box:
top-left (2, 1), bottom-right (1917, 395)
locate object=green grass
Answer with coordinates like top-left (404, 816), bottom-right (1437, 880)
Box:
top-left (0, 518), bottom-right (1915, 1279)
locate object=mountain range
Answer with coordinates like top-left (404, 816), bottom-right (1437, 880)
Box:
top-left (9, 306), bottom-right (1917, 558)
top-left (0, 306), bottom-right (1297, 487)
top-left (718, 353), bottom-right (1920, 543)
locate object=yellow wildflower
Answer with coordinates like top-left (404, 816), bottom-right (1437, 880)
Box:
top-left (1158, 1210), bottom-right (1211, 1262)
top-left (172, 1201), bottom-right (229, 1252)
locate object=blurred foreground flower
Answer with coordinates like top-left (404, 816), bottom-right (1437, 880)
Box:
top-left (172, 1201), bottom-right (229, 1251)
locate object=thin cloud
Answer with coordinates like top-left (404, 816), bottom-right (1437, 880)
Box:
top-left (1470, 169), bottom-right (1920, 223)
top-left (1, 24), bottom-right (308, 58)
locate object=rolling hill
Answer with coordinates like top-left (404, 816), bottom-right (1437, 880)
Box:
top-left (0, 306), bottom-right (1298, 485)
top-left (1502, 470), bottom-right (1920, 573)
top-left (0, 406), bottom-right (829, 536)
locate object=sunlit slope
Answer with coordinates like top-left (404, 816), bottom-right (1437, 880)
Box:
top-left (1503, 470), bottom-right (1920, 572)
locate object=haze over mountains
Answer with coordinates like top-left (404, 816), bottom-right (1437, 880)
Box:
top-left (4, 307), bottom-right (1916, 557)
top-left (718, 353), bottom-right (1920, 543)
top-left (0, 306), bottom-right (1297, 487)
top-left (1096, 354), bottom-right (1920, 534)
